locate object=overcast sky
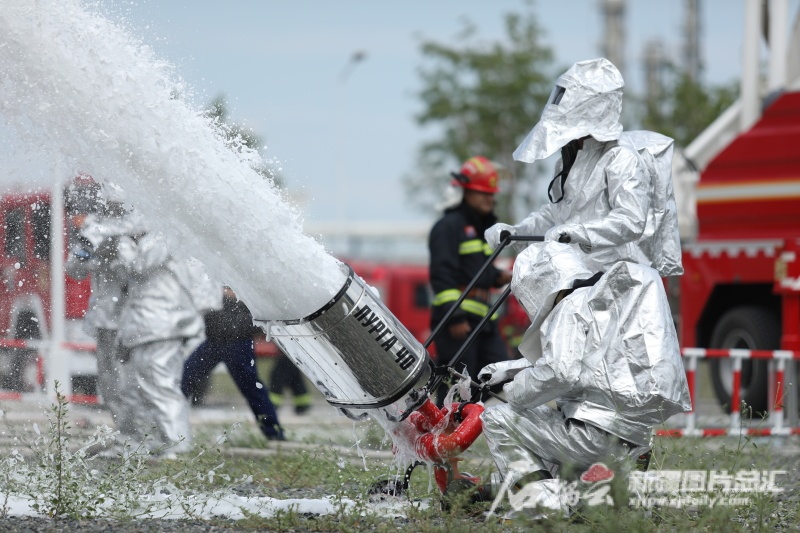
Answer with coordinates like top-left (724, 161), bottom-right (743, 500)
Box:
top-left (4, 0), bottom-right (797, 231)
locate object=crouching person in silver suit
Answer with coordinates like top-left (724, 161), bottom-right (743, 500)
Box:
top-left (479, 242), bottom-right (691, 517)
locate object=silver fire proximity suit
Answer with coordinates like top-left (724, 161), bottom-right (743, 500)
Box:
top-left (115, 230), bottom-right (206, 454)
top-left (479, 242), bottom-right (691, 511)
top-left (65, 209), bottom-right (144, 434)
top-left (485, 58), bottom-right (683, 277)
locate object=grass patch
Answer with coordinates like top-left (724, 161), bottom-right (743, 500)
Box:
top-left (199, 358), bottom-right (319, 407)
top-left (0, 387), bottom-right (797, 531)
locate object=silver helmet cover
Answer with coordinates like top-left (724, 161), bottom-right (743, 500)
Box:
top-left (513, 58), bottom-right (624, 162)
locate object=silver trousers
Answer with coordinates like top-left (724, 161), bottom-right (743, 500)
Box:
top-left (482, 403), bottom-right (649, 485)
top-left (123, 339), bottom-right (192, 453)
top-left (95, 328), bottom-right (137, 434)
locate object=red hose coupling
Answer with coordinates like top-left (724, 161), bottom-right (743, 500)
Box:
top-left (414, 402), bottom-right (485, 463)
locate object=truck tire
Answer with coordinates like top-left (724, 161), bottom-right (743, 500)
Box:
top-left (709, 306), bottom-right (779, 415)
top-left (8, 311), bottom-right (42, 392)
top-left (72, 375), bottom-right (98, 397)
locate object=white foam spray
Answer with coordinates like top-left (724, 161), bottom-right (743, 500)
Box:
top-left (0, 0), bottom-right (461, 471)
top-left (0, 0), bottom-right (344, 320)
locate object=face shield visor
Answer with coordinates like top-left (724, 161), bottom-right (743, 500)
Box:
top-left (513, 58), bottom-right (625, 163)
top-left (548, 84), bottom-right (566, 106)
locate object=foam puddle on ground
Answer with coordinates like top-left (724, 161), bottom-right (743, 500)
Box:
top-left (0, 491), bottom-right (431, 520)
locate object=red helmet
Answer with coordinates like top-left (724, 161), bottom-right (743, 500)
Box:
top-left (450, 156), bottom-right (500, 193)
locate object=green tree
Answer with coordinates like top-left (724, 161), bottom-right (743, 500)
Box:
top-left (642, 70), bottom-right (738, 148)
top-left (404, 4), bottom-right (557, 221)
top-left (205, 95), bottom-right (284, 187)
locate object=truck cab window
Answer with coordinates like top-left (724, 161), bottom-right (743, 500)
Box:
top-left (32, 202), bottom-right (51, 260)
top-left (414, 283), bottom-right (431, 309)
top-left (4, 208), bottom-right (26, 260)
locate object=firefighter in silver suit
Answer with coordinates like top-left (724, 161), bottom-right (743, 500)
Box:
top-left (65, 182), bottom-right (141, 435)
top-left (115, 229), bottom-right (208, 455)
top-left (485, 58), bottom-right (682, 277)
top-left (478, 242), bottom-right (691, 514)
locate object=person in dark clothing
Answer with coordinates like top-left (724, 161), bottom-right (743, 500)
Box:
top-left (268, 354), bottom-right (313, 415)
top-left (428, 156), bottom-right (513, 406)
top-left (182, 286), bottom-right (285, 441)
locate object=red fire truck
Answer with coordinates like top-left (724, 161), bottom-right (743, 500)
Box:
top-left (679, 90), bottom-right (800, 413)
top-left (0, 177), bottom-right (97, 394)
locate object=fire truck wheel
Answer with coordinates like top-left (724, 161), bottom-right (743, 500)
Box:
top-left (5, 310), bottom-right (42, 392)
top-left (709, 306), bottom-right (779, 416)
top-left (72, 375), bottom-right (98, 397)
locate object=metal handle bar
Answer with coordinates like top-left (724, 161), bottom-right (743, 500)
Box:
top-left (424, 233), bottom-right (543, 349)
top-left (427, 285), bottom-right (513, 403)
top-left (425, 233), bottom-right (544, 399)
top-left (447, 363), bottom-right (507, 403)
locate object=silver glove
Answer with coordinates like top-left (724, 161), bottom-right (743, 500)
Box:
top-left (544, 223), bottom-right (591, 249)
top-left (478, 359), bottom-right (532, 387)
top-left (485, 223), bottom-right (517, 250)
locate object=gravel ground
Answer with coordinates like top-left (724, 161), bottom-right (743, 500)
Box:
top-left (0, 517), bottom-right (248, 532)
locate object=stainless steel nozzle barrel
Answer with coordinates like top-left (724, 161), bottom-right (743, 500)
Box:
top-left (261, 263), bottom-right (432, 414)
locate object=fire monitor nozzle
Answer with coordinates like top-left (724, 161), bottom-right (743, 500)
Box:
top-left (261, 263), bottom-right (433, 419)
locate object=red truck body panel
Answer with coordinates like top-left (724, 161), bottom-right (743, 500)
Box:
top-left (681, 91), bottom-right (800, 352)
top-left (0, 191), bottom-right (92, 337)
top-left (696, 92), bottom-right (800, 241)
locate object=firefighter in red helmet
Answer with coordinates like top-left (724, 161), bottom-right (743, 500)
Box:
top-left (428, 156), bottom-right (512, 406)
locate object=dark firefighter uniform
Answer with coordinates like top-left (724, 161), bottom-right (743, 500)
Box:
top-left (428, 156), bottom-right (510, 403)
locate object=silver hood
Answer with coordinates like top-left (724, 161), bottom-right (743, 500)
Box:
top-left (513, 58), bottom-right (624, 162)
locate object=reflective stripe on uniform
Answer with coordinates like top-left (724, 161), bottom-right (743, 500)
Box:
top-left (460, 299), bottom-right (497, 319)
top-left (293, 393), bottom-right (313, 407)
top-left (459, 239), bottom-right (485, 255)
top-left (269, 392), bottom-right (283, 407)
top-left (432, 289), bottom-right (499, 320)
top-left (458, 240), bottom-right (493, 255)
top-left (432, 289), bottom-right (461, 306)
